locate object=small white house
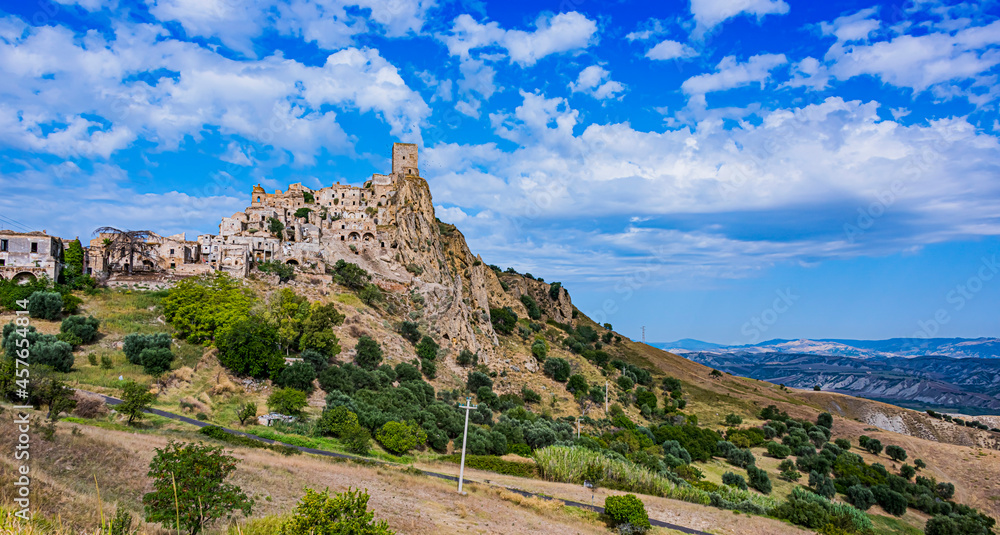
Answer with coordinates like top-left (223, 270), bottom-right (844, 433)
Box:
top-left (257, 413), bottom-right (296, 426)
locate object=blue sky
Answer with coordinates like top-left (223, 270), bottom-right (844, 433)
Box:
top-left (1, 0), bottom-right (999, 344)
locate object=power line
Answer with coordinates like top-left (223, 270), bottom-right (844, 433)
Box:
top-left (0, 213), bottom-right (32, 233)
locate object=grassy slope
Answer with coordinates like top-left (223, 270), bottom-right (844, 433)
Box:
top-left (12, 285), bottom-right (1000, 532)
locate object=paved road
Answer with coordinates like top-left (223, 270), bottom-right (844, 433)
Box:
top-left (86, 390), bottom-right (712, 535)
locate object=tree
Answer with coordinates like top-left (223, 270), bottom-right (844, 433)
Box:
top-left (216, 317), bottom-right (284, 379)
top-left (900, 464), bottom-right (916, 480)
top-left (268, 217), bottom-right (285, 239)
top-left (279, 487), bottom-right (394, 535)
top-left (375, 421), bottom-right (427, 455)
top-left (399, 321), bottom-right (420, 344)
top-left (60, 315), bottom-right (100, 345)
top-left (266, 289), bottom-right (310, 354)
top-left (143, 441), bottom-right (253, 535)
top-left (62, 238), bottom-right (85, 282)
top-left (359, 284), bottom-right (383, 306)
top-left (120, 381), bottom-right (155, 425)
top-left (543, 357), bottom-right (571, 382)
top-left (94, 227), bottom-right (160, 274)
top-left (520, 294), bottom-right (541, 320)
top-left (317, 406), bottom-right (359, 437)
top-left (415, 335), bottom-right (439, 361)
top-left (914, 458), bottom-right (926, 470)
top-left (302, 349), bottom-right (329, 373)
top-left (267, 388), bottom-right (307, 416)
top-left (531, 339), bottom-right (547, 361)
top-left (724, 413), bottom-right (743, 426)
top-left (276, 362), bottom-right (317, 393)
top-left (567, 374), bottom-right (589, 397)
top-left (635, 389), bottom-right (656, 410)
top-left (885, 444), bottom-right (907, 463)
top-left (747, 465), bottom-right (772, 494)
top-left (456, 349), bottom-right (477, 367)
top-left (36, 377), bottom-right (76, 421)
top-left (124, 333), bottom-right (172, 365)
top-left (299, 303), bottom-right (344, 358)
top-left (816, 412), bottom-right (833, 429)
top-left (489, 307), bottom-right (518, 334)
top-left (236, 402), bottom-right (257, 425)
top-left (294, 207), bottom-right (312, 218)
top-left (354, 336), bottom-right (383, 370)
top-left (846, 485), bottom-right (876, 511)
top-left (331, 260), bottom-right (369, 290)
top-left (864, 438), bottom-right (883, 456)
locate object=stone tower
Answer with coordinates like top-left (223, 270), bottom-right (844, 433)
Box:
top-left (392, 143), bottom-right (418, 176)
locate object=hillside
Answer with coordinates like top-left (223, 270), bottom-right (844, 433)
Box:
top-left (2, 168), bottom-right (998, 535)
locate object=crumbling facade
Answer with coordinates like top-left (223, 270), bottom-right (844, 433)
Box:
top-left (200, 143), bottom-right (418, 277)
top-left (0, 231), bottom-right (63, 283)
top-left (87, 232), bottom-right (204, 275)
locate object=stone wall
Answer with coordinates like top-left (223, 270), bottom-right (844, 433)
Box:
top-left (0, 231), bottom-right (62, 283)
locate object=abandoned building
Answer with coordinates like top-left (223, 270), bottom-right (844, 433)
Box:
top-left (87, 232), bottom-right (207, 276)
top-left (0, 230), bottom-right (64, 283)
top-left (199, 143), bottom-right (417, 277)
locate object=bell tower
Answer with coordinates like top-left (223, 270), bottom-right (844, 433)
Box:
top-left (392, 143), bottom-right (418, 176)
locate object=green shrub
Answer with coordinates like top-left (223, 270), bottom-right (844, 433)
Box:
top-left (548, 282), bottom-right (562, 300)
top-left (358, 284), bottom-right (383, 306)
top-left (28, 291), bottom-right (63, 320)
top-left (489, 307), bottom-right (518, 334)
top-left (317, 406), bottom-right (359, 437)
top-left (267, 388), bottom-right (308, 416)
top-left (3, 324), bottom-right (73, 372)
top-left (415, 335), bottom-right (439, 361)
top-left (279, 487), bottom-right (394, 535)
top-left (354, 336), bottom-right (383, 370)
top-left (437, 454), bottom-right (538, 478)
top-left (885, 444), bottom-right (907, 463)
top-left (457, 349), bottom-right (477, 366)
top-left (766, 441), bottom-right (792, 459)
top-left (845, 485), bottom-right (875, 511)
top-left (530, 339), bottom-right (547, 361)
top-left (216, 317), bottom-right (284, 379)
top-left (60, 315), bottom-right (99, 345)
top-left (123, 332), bottom-right (171, 365)
top-left (399, 321), bottom-right (420, 344)
top-left (163, 273), bottom-right (255, 343)
top-left (420, 358), bottom-right (436, 379)
top-left (375, 421), bottom-right (427, 455)
top-left (343, 424), bottom-right (371, 455)
top-left (722, 472), bottom-right (747, 490)
top-left (521, 386), bottom-right (541, 404)
top-left (724, 413), bottom-right (742, 426)
top-left (467, 370), bottom-right (493, 391)
top-left (834, 438), bottom-right (851, 450)
top-left (520, 294), bottom-right (541, 320)
top-left (746, 466), bottom-right (771, 494)
top-left (604, 494), bottom-right (651, 533)
top-left (257, 260), bottom-right (294, 282)
top-left (138, 347), bottom-right (174, 375)
top-left (543, 357), bottom-right (571, 382)
top-left (276, 362), bottom-right (316, 393)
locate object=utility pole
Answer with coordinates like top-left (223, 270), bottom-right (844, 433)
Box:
top-left (457, 396), bottom-right (478, 494)
top-left (576, 417), bottom-right (582, 439)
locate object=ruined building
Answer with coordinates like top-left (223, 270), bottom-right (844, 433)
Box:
top-left (0, 231), bottom-right (63, 283)
top-left (199, 143), bottom-right (417, 277)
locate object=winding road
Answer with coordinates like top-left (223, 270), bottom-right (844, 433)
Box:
top-left (85, 390), bottom-right (712, 535)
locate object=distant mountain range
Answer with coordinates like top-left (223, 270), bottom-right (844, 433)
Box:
top-left (650, 337), bottom-right (1000, 414)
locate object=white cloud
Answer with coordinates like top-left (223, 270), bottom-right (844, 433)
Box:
top-left (0, 20), bottom-right (430, 164)
top-left (826, 20), bottom-right (1000, 92)
top-left (784, 56), bottom-right (830, 89)
top-left (681, 53), bottom-right (787, 105)
top-left (53, 0), bottom-right (114, 11)
top-left (645, 39), bottom-right (698, 61)
top-left (690, 0), bottom-right (789, 36)
top-left (441, 12), bottom-right (598, 66)
top-left (569, 66), bottom-right (626, 100)
top-left (819, 7), bottom-right (880, 43)
top-left (424, 92), bottom-right (1000, 283)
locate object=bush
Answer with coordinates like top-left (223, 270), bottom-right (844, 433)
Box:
top-left (724, 413), bottom-right (742, 426)
top-left (420, 358), bottom-right (436, 379)
top-left (28, 291), bottom-right (63, 320)
top-left (489, 307), bottom-right (518, 334)
top-left (72, 391), bottom-right (109, 419)
top-left (863, 438), bottom-right (883, 456)
top-left (399, 321), bottom-right (420, 344)
top-left (267, 388), bottom-right (308, 416)
top-left (354, 336), bottom-right (383, 370)
top-left (216, 318), bottom-right (284, 379)
top-left (467, 371), bottom-right (493, 391)
top-left (138, 347), bottom-right (174, 375)
top-left (437, 454), bottom-right (538, 478)
top-left (317, 406), bottom-right (359, 437)
top-left (885, 444), bottom-right (907, 463)
top-left (279, 487), bottom-right (394, 535)
top-left (567, 374), bottom-right (589, 396)
top-left (143, 441), bottom-right (253, 534)
top-left (531, 339), bottom-right (547, 361)
top-left (4, 325), bottom-right (74, 372)
top-left (834, 438), bottom-right (851, 450)
top-left (766, 441), bottom-right (792, 459)
top-left (375, 421), bottom-right (427, 455)
top-left (457, 349), bottom-right (477, 367)
top-left (415, 335), bottom-right (439, 361)
top-left (548, 282), bottom-right (562, 300)
top-left (604, 494), bottom-right (651, 533)
top-left (358, 284), bottom-right (383, 306)
top-left (746, 466), bottom-right (771, 494)
top-left (276, 362), bottom-right (317, 393)
top-left (123, 332), bottom-right (172, 365)
top-left (845, 485), bottom-right (875, 511)
top-left (257, 260), bottom-right (294, 282)
top-left (872, 485), bottom-right (907, 516)
top-left (722, 472), bottom-right (747, 490)
top-left (60, 315), bottom-right (99, 345)
top-left (522, 386), bottom-right (541, 404)
top-left (343, 424), bottom-right (371, 455)
top-left (520, 294), bottom-right (541, 320)
top-left (543, 357), bottom-right (571, 382)
top-left (395, 362), bottom-right (422, 383)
